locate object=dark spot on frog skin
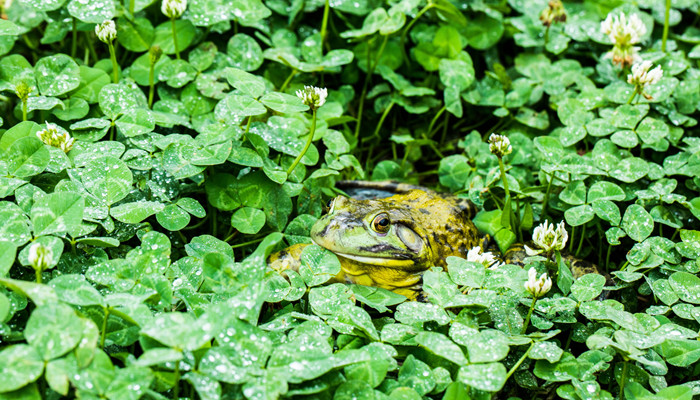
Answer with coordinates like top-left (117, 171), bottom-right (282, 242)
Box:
top-left (419, 208), bottom-right (430, 215)
top-left (358, 243), bottom-right (407, 256)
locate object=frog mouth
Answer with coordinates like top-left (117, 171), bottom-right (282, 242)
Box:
top-left (311, 239), bottom-right (416, 268)
top-left (332, 252), bottom-right (416, 267)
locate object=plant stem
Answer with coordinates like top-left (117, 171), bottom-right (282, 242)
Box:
top-left (34, 268), bottom-right (42, 283)
top-left (230, 237), bottom-right (265, 248)
top-left (504, 342), bottom-right (534, 381)
top-left (626, 89), bottom-right (638, 105)
top-left (426, 105), bottom-right (446, 138)
top-left (173, 359), bottom-right (181, 399)
top-left (320, 0), bottom-right (330, 47)
top-left (619, 360), bottom-right (629, 398)
top-left (354, 34), bottom-right (388, 139)
top-left (497, 157), bottom-right (511, 198)
top-left (372, 101), bottom-right (394, 140)
top-left (521, 297), bottom-right (537, 334)
top-left (71, 18), bottom-right (78, 59)
top-left (22, 98), bottom-right (27, 121)
top-left (576, 223), bottom-right (586, 257)
top-left (108, 41), bottom-right (119, 83)
top-left (171, 17), bottom-right (180, 60)
top-left (544, 25), bottom-right (550, 46)
top-left (279, 69), bottom-right (298, 92)
top-left (287, 108), bottom-right (317, 176)
top-left (148, 58), bottom-right (156, 108)
top-left (129, 0), bottom-right (135, 15)
top-left (662, 0), bottom-right (671, 52)
top-left (399, 3), bottom-right (433, 65)
top-left (100, 307), bottom-right (110, 348)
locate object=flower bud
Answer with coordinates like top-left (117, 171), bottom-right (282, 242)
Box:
top-left (465, 246), bottom-right (503, 270)
top-left (488, 133), bottom-right (512, 158)
top-left (524, 267), bottom-right (552, 298)
top-left (526, 220), bottom-right (568, 255)
top-left (296, 85), bottom-right (328, 110)
top-left (162, 0), bottom-right (187, 19)
top-left (95, 20), bottom-right (117, 43)
top-left (28, 242), bottom-right (54, 272)
top-left (149, 45), bottom-right (163, 64)
top-left (14, 80), bottom-right (32, 102)
top-left (36, 122), bottom-right (75, 153)
top-left (627, 60), bottom-right (663, 99)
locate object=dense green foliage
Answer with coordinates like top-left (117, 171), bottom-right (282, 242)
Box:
top-left (0, 0), bottom-right (700, 398)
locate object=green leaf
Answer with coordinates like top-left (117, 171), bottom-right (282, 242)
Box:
top-left (588, 181), bottom-right (626, 202)
top-left (398, 355), bottom-right (435, 395)
top-left (446, 257), bottom-right (485, 288)
top-left (564, 204), bottom-right (595, 227)
top-left (99, 83), bottom-right (148, 120)
top-left (465, 330), bottom-right (510, 363)
top-left (299, 244), bottom-right (341, 287)
top-left (609, 157), bottom-right (649, 183)
top-left (35, 54), bottom-right (80, 96)
top-left (0, 241), bottom-right (17, 277)
top-left (225, 67), bottom-right (266, 99)
top-left (530, 341), bottom-right (563, 363)
top-left (231, 207), bottom-right (266, 234)
top-left (621, 204), bottom-right (654, 242)
top-left (224, 94), bottom-right (267, 117)
top-left (116, 17), bottom-right (154, 52)
top-left (259, 92), bottom-right (309, 113)
top-left (570, 274), bottom-right (606, 302)
top-left (7, 137), bottom-right (50, 178)
top-left (81, 156), bottom-right (133, 206)
top-left (655, 339), bottom-right (700, 367)
top-left (0, 345), bottom-right (44, 392)
top-left (463, 12), bottom-right (503, 49)
top-left (141, 312), bottom-right (216, 351)
top-left (49, 274), bottom-right (105, 307)
top-left (115, 108), bottom-right (155, 137)
top-left (438, 55), bottom-right (475, 91)
top-left (592, 200), bottom-right (621, 225)
top-left (0, 19), bottom-right (22, 36)
top-left (110, 200), bottom-right (165, 224)
top-left (227, 33), bottom-right (264, 71)
top-left (67, 0), bottom-right (115, 23)
top-left (156, 204), bottom-right (191, 231)
top-left (415, 332), bottom-right (467, 365)
top-left (669, 272), bottom-right (700, 304)
top-left (457, 362), bottom-right (506, 392)
top-left (31, 191), bottom-right (84, 237)
top-left (25, 303), bottom-right (83, 360)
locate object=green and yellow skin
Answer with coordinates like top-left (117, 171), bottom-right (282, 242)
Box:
top-left (269, 188), bottom-right (481, 299)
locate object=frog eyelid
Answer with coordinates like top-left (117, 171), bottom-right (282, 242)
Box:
top-left (326, 198), bottom-right (335, 214)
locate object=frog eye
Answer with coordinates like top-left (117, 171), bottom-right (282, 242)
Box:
top-left (371, 214), bottom-right (391, 234)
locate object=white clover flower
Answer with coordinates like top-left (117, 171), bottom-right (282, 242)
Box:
top-left (488, 133), bottom-right (512, 158)
top-left (526, 220), bottom-right (568, 255)
top-left (465, 246), bottom-right (503, 270)
top-left (524, 267), bottom-right (552, 298)
top-left (162, 0), bottom-right (187, 19)
top-left (27, 242), bottom-right (54, 272)
top-left (601, 13), bottom-right (645, 46)
top-left (296, 85), bottom-right (328, 110)
top-left (95, 20), bottom-right (117, 43)
top-left (600, 13), bottom-right (646, 67)
top-left (36, 122), bottom-right (75, 153)
top-left (627, 60), bottom-right (663, 89)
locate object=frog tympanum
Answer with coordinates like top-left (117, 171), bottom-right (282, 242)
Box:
top-left (269, 182), bottom-right (599, 300)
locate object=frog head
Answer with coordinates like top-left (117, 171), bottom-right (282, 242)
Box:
top-left (310, 192), bottom-right (437, 271)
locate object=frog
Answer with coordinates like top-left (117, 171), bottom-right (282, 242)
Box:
top-left (269, 181), bottom-right (601, 300)
top-left (269, 182), bottom-right (484, 299)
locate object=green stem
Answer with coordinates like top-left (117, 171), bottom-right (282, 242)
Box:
top-left (354, 34), bottom-right (389, 139)
top-left (244, 115), bottom-right (253, 137)
top-left (148, 58), bottom-right (156, 108)
top-left (662, 0), bottom-right (671, 52)
top-left (626, 89), bottom-right (638, 105)
top-left (71, 18), bottom-right (78, 59)
top-left (173, 359), bottom-right (181, 399)
top-left (35, 268), bottom-right (42, 284)
top-left (504, 342), bottom-right (534, 382)
top-left (22, 99), bottom-right (27, 122)
top-left (129, 0), bottom-right (135, 15)
top-left (171, 17), bottom-right (180, 60)
top-left (521, 297), bottom-right (537, 334)
top-left (544, 25), bottom-right (550, 46)
top-left (497, 157), bottom-right (511, 198)
top-left (287, 108), bottom-right (317, 176)
top-left (100, 307), bottom-right (110, 348)
top-left (279, 69), bottom-right (298, 92)
top-left (576, 223), bottom-right (586, 257)
top-left (320, 0), bottom-right (330, 47)
top-left (619, 360), bottom-right (629, 398)
top-left (108, 41), bottom-right (119, 84)
top-left (426, 105), bottom-right (446, 138)
top-left (399, 3), bottom-right (433, 65)
top-left (231, 237), bottom-right (265, 249)
top-left (372, 101), bottom-right (394, 139)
